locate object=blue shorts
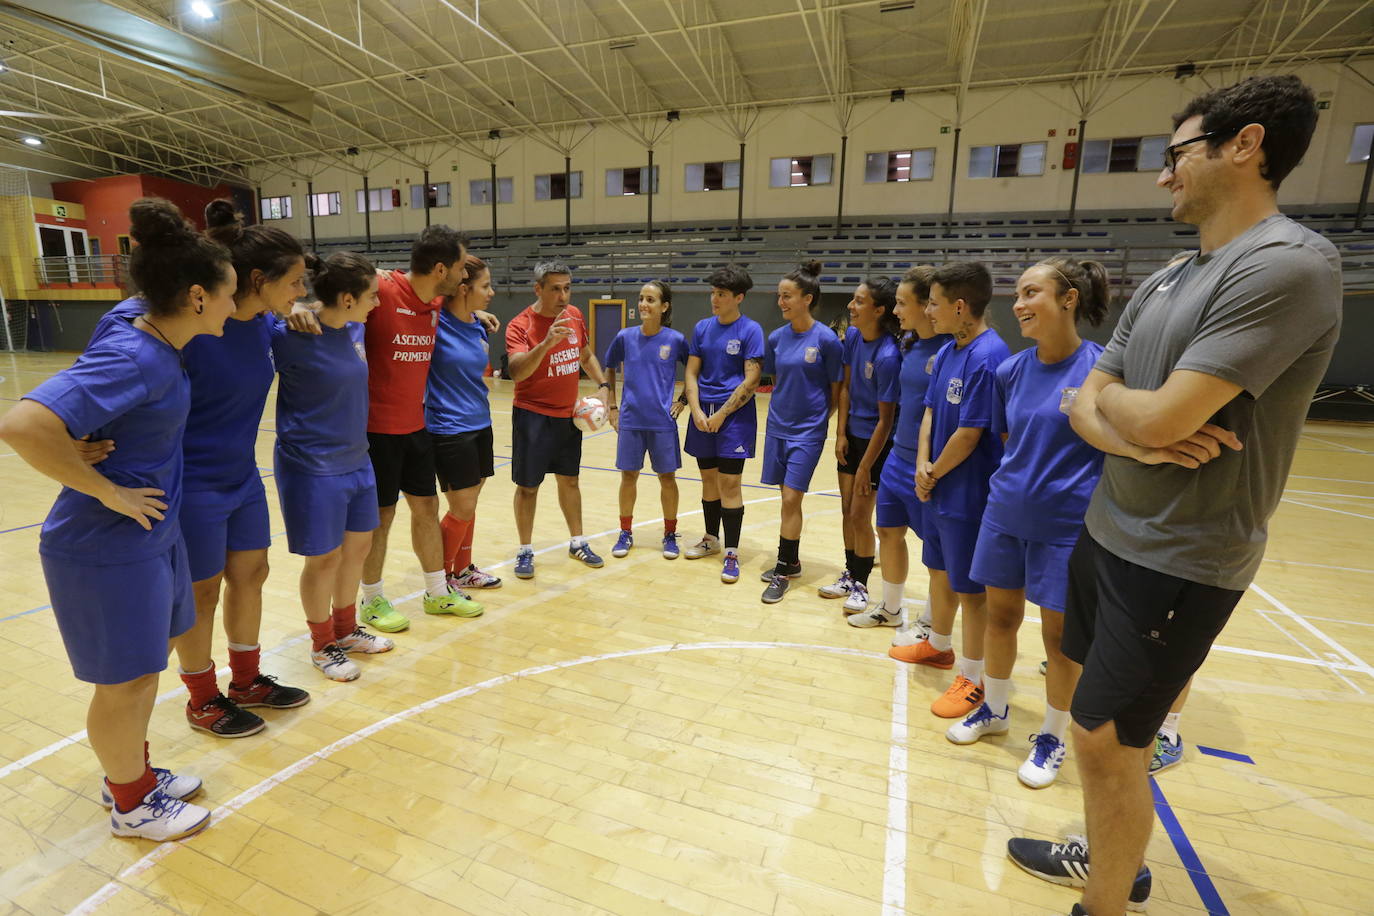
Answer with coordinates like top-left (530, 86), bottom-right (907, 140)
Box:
top-left (875, 450), bottom-right (925, 537)
top-left (275, 461), bottom-right (380, 557)
top-left (760, 435), bottom-right (825, 492)
top-left (41, 538), bottom-right (195, 684)
top-left (616, 427), bottom-right (681, 474)
top-left (684, 399), bottom-right (757, 461)
top-left (921, 512), bottom-right (985, 594)
top-left (180, 473), bottom-right (271, 582)
top-left (971, 526), bottom-right (1074, 612)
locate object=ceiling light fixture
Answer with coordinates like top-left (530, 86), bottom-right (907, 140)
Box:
top-left (190, 1), bottom-right (215, 21)
top-left (608, 38), bottom-right (636, 50)
top-left (666, 110), bottom-right (680, 122)
top-left (22, 136), bottom-right (42, 146)
top-left (488, 129), bottom-right (501, 140)
top-left (890, 88), bottom-right (905, 102)
top-left (879, 1), bottom-right (915, 11)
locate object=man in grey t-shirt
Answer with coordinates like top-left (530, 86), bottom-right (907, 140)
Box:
top-left (1008, 76), bottom-right (1342, 916)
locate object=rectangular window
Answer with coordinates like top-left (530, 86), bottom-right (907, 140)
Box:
top-left (1348, 123), bottom-right (1374, 163)
top-left (307, 191), bottom-right (341, 217)
top-left (355, 188), bottom-right (399, 213)
top-left (967, 142), bottom-right (1047, 178)
top-left (469, 177), bottom-right (514, 205)
top-left (259, 195), bottom-right (292, 220)
top-left (534, 171), bottom-right (584, 200)
top-left (769, 154), bottom-right (834, 188)
top-left (1081, 135), bottom-right (1170, 173)
top-left (863, 149), bottom-right (935, 182)
top-left (606, 166), bottom-right (660, 196)
top-left (685, 160), bottom-right (741, 192)
top-left (410, 181), bottom-right (451, 209)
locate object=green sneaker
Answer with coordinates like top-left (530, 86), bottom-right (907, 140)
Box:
top-left (423, 588), bottom-right (484, 618)
top-left (359, 595), bottom-right (410, 632)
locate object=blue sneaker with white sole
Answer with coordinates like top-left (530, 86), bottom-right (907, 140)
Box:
top-left (515, 547), bottom-right (535, 579)
top-left (612, 530), bottom-right (633, 558)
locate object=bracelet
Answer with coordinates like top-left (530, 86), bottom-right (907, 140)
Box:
top-left (609, 405), bottom-right (619, 410)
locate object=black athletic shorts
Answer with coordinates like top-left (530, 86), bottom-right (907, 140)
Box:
top-left (367, 429), bottom-right (437, 507)
top-left (511, 406), bottom-right (582, 487)
top-left (1063, 530), bottom-right (1244, 748)
top-left (836, 430), bottom-right (891, 486)
top-left (433, 426), bottom-right (495, 492)
top-left (695, 456), bottom-right (746, 475)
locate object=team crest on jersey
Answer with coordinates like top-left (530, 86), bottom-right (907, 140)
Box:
top-left (924, 355), bottom-right (936, 374)
top-left (431, 311), bottom-right (439, 327)
top-left (946, 377), bottom-right (963, 404)
top-left (354, 341), bottom-right (367, 362)
top-left (659, 344), bottom-right (671, 360)
top-left (864, 360), bottom-right (874, 379)
top-left (726, 338), bottom-right (741, 355)
top-left (1059, 386), bottom-right (1079, 415)
top-left (804, 346), bottom-right (819, 364)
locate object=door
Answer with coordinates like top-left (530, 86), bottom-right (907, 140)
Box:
top-left (35, 224), bottom-right (89, 283)
top-left (589, 299), bottom-right (626, 370)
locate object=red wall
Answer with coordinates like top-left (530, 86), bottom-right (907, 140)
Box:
top-left (52, 175), bottom-right (249, 255)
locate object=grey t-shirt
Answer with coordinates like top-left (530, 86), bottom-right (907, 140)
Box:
top-left (1085, 214), bottom-right (1342, 590)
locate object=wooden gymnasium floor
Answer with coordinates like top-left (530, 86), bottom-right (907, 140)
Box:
top-left (1, 349), bottom-right (1373, 916)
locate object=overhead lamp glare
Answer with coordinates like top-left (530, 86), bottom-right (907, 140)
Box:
top-left (190, 1), bottom-right (215, 21)
top-left (22, 136), bottom-right (42, 146)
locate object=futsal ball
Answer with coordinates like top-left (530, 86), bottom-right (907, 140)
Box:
top-left (572, 396), bottom-right (609, 432)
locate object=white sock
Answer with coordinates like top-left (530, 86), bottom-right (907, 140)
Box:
top-left (929, 630), bottom-right (953, 652)
top-left (1042, 705), bottom-right (1071, 740)
top-left (958, 655), bottom-right (984, 684)
top-left (520, 543), bottom-right (533, 554)
top-left (423, 569), bottom-right (447, 597)
top-left (983, 675), bottom-right (1012, 717)
top-left (361, 580), bottom-right (384, 602)
top-left (570, 536), bottom-right (587, 549)
top-left (1160, 712), bottom-right (1182, 743)
top-left (915, 599), bottom-right (932, 629)
top-left (724, 547), bottom-right (737, 557)
top-left (178, 662), bottom-right (214, 676)
top-left (882, 580), bottom-right (904, 614)
top-left (226, 642), bottom-right (258, 653)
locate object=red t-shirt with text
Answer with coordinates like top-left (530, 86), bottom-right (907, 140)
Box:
top-left (365, 270), bottom-right (441, 434)
top-left (506, 305), bottom-right (586, 417)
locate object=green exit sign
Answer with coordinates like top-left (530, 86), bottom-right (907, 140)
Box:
top-left (940, 126), bottom-right (950, 134)
top-left (1317, 100), bottom-right (1330, 109)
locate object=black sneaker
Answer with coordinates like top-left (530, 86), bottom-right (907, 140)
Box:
top-left (1006, 836), bottom-right (1151, 912)
top-left (228, 673), bottom-right (311, 709)
top-left (758, 561), bottom-right (802, 583)
top-left (186, 695), bottom-right (266, 738)
top-left (1070, 906), bottom-right (1087, 916)
top-left (762, 574), bottom-right (791, 604)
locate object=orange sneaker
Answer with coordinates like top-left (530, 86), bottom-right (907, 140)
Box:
top-left (888, 638), bottom-right (955, 669)
top-left (931, 675), bottom-right (984, 718)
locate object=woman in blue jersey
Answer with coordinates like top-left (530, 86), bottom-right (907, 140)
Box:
top-left (271, 253), bottom-right (391, 683)
top-left (606, 281), bottom-right (690, 559)
top-left (429, 254), bottom-right (500, 605)
top-left (760, 261), bottom-right (844, 604)
top-left (945, 258), bottom-right (1109, 790)
top-left (870, 266), bottom-right (956, 636)
top-left (0, 198), bottom-right (235, 841)
top-left (825, 277), bottom-right (902, 618)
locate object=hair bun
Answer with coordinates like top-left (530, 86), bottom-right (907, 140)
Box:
top-left (128, 197), bottom-right (194, 248)
top-left (204, 198), bottom-right (239, 228)
top-left (800, 259), bottom-right (823, 276)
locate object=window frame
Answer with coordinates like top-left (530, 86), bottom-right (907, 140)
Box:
top-left (468, 177), bottom-right (514, 205)
top-left (684, 159), bottom-right (742, 192)
top-left (605, 165), bottom-right (661, 197)
top-left (769, 154), bottom-right (835, 188)
top-left (259, 195), bottom-right (292, 220)
top-left (534, 170), bottom-right (584, 200)
top-left (863, 148), bottom-right (936, 183)
top-left (410, 181), bottom-right (451, 209)
top-left (307, 191), bottom-right (341, 217)
top-left (967, 141), bottom-right (1047, 179)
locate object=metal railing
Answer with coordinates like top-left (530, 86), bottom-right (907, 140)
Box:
top-left (34, 254), bottom-right (127, 287)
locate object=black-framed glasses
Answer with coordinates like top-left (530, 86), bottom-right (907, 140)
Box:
top-left (1162, 128), bottom-right (1238, 172)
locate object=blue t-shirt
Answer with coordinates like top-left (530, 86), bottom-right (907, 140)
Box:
top-left (26, 318), bottom-right (189, 563)
top-left (688, 314), bottom-right (765, 403)
top-left (764, 322), bottom-right (845, 442)
top-left (923, 329), bottom-right (1012, 520)
top-left (269, 317), bottom-right (370, 476)
top-left (984, 342), bottom-right (1105, 544)
top-left (605, 326), bottom-right (688, 431)
top-left (842, 326), bottom-right (902, 440)
top-left (892, 335), bottom-right (951, 461)
top-left (89, 295), bottom-right (145, 346)
top-left (426, 310), bottom-right (492, 435)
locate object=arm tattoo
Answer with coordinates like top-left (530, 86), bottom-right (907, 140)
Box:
top-left (721, 359), bottom-right (763, 414)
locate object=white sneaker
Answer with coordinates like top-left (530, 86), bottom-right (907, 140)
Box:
top-left (891, 618), bottom-right (933, 646)
top-left (100, 767), bottom-right (202, 808)
top-left (847, 600), bottom-right (904, 628)
top-left (818, 570), bottom-right (854, 598)
top-left (451, 564), bottom-right (502, 589)
top-left (109, 788), bottom-right (211, 841)
top-left (945, 702), bottom-right (1010, 744)
top-left (683, 535), bottom-right (721, 559)
top-left (311, 643), bottom-right (361, 681)
top-left (336, 627), bottom-right (394, 654)
top-left (842, 581), bottom-right (870, 613)
top-left (1018, 732), bottom-right (1068, 788)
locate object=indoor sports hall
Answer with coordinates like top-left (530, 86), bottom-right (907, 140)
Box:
top-left (1, 2), bottom-right (1372, 915)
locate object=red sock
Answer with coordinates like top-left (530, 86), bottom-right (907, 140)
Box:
top-left (180, 663), bottom-right (220, 709)
top-left (227, 645), bottom-right (261, 690)
top-left (106, 766), bottom-right (157, 813)
top-left (332, 604), bottom-right (357, 641)
top-left (620, 515), bottom-right (633, 531)
top-left (308, 619), bottom-right (335, 652)
top-left (457, 514), bottom-right (475, 572)
top-left (440, 514), bottom-right (467, 575)
top-left (664, 518), bottom-right (677, 535)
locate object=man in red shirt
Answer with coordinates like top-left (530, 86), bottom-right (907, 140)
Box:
top-left (507, 260), bottom-right (611, 578)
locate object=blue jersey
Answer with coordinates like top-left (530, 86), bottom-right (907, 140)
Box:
top-left (923, 329), bottom-right (1012, 520)
top-left (984, 342), bottom-right (1104, 544)
top-left (89, 296), bottom-right (145, 346)
top-left (26, 318), bottom-right (189, 563)
top-left (764, 322), bottom-right (845, 442)
top-left (605, 326), bottom-right (688, 431)
top-left (426, 310), bottom-right (492, 435)
top-left (269, 317), bottom-right (370, 475)
top-left (892, 335), bottom-right (951, 460)
top-left (689, 314), bottom-right (765, 402)
top-left (842, 325), bottom-right (902, 439)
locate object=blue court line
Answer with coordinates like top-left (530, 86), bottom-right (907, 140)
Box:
top-left (0, 604), bottom-right (49, 623)
top-left (1197, 746), bottom-right (1255, 764)
top-left (1151, 777), bottom-right (1230, 915)
top-left (0, 521), bottom-right (41, 535)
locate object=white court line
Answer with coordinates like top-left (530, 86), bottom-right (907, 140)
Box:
top-left (1289, 474), bottom-right (1374, 485)
top-left (1253, 608), bottom-right (1365, 694)
top-left (69, 640), bottom-right (894, 916)
top-left (881, 661), bottom-right (909, 916)
top-left (1283, 488), bottom-right (1374, 501)
top-left (1261, 557), bottom-right (1374, 575)
top-left (1250, 582), bottom-right (1374, 680)
top-left (1300, 433), bottom-right (1373, 455)
top-left (1280, 497), bottom-right (1374, 522)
